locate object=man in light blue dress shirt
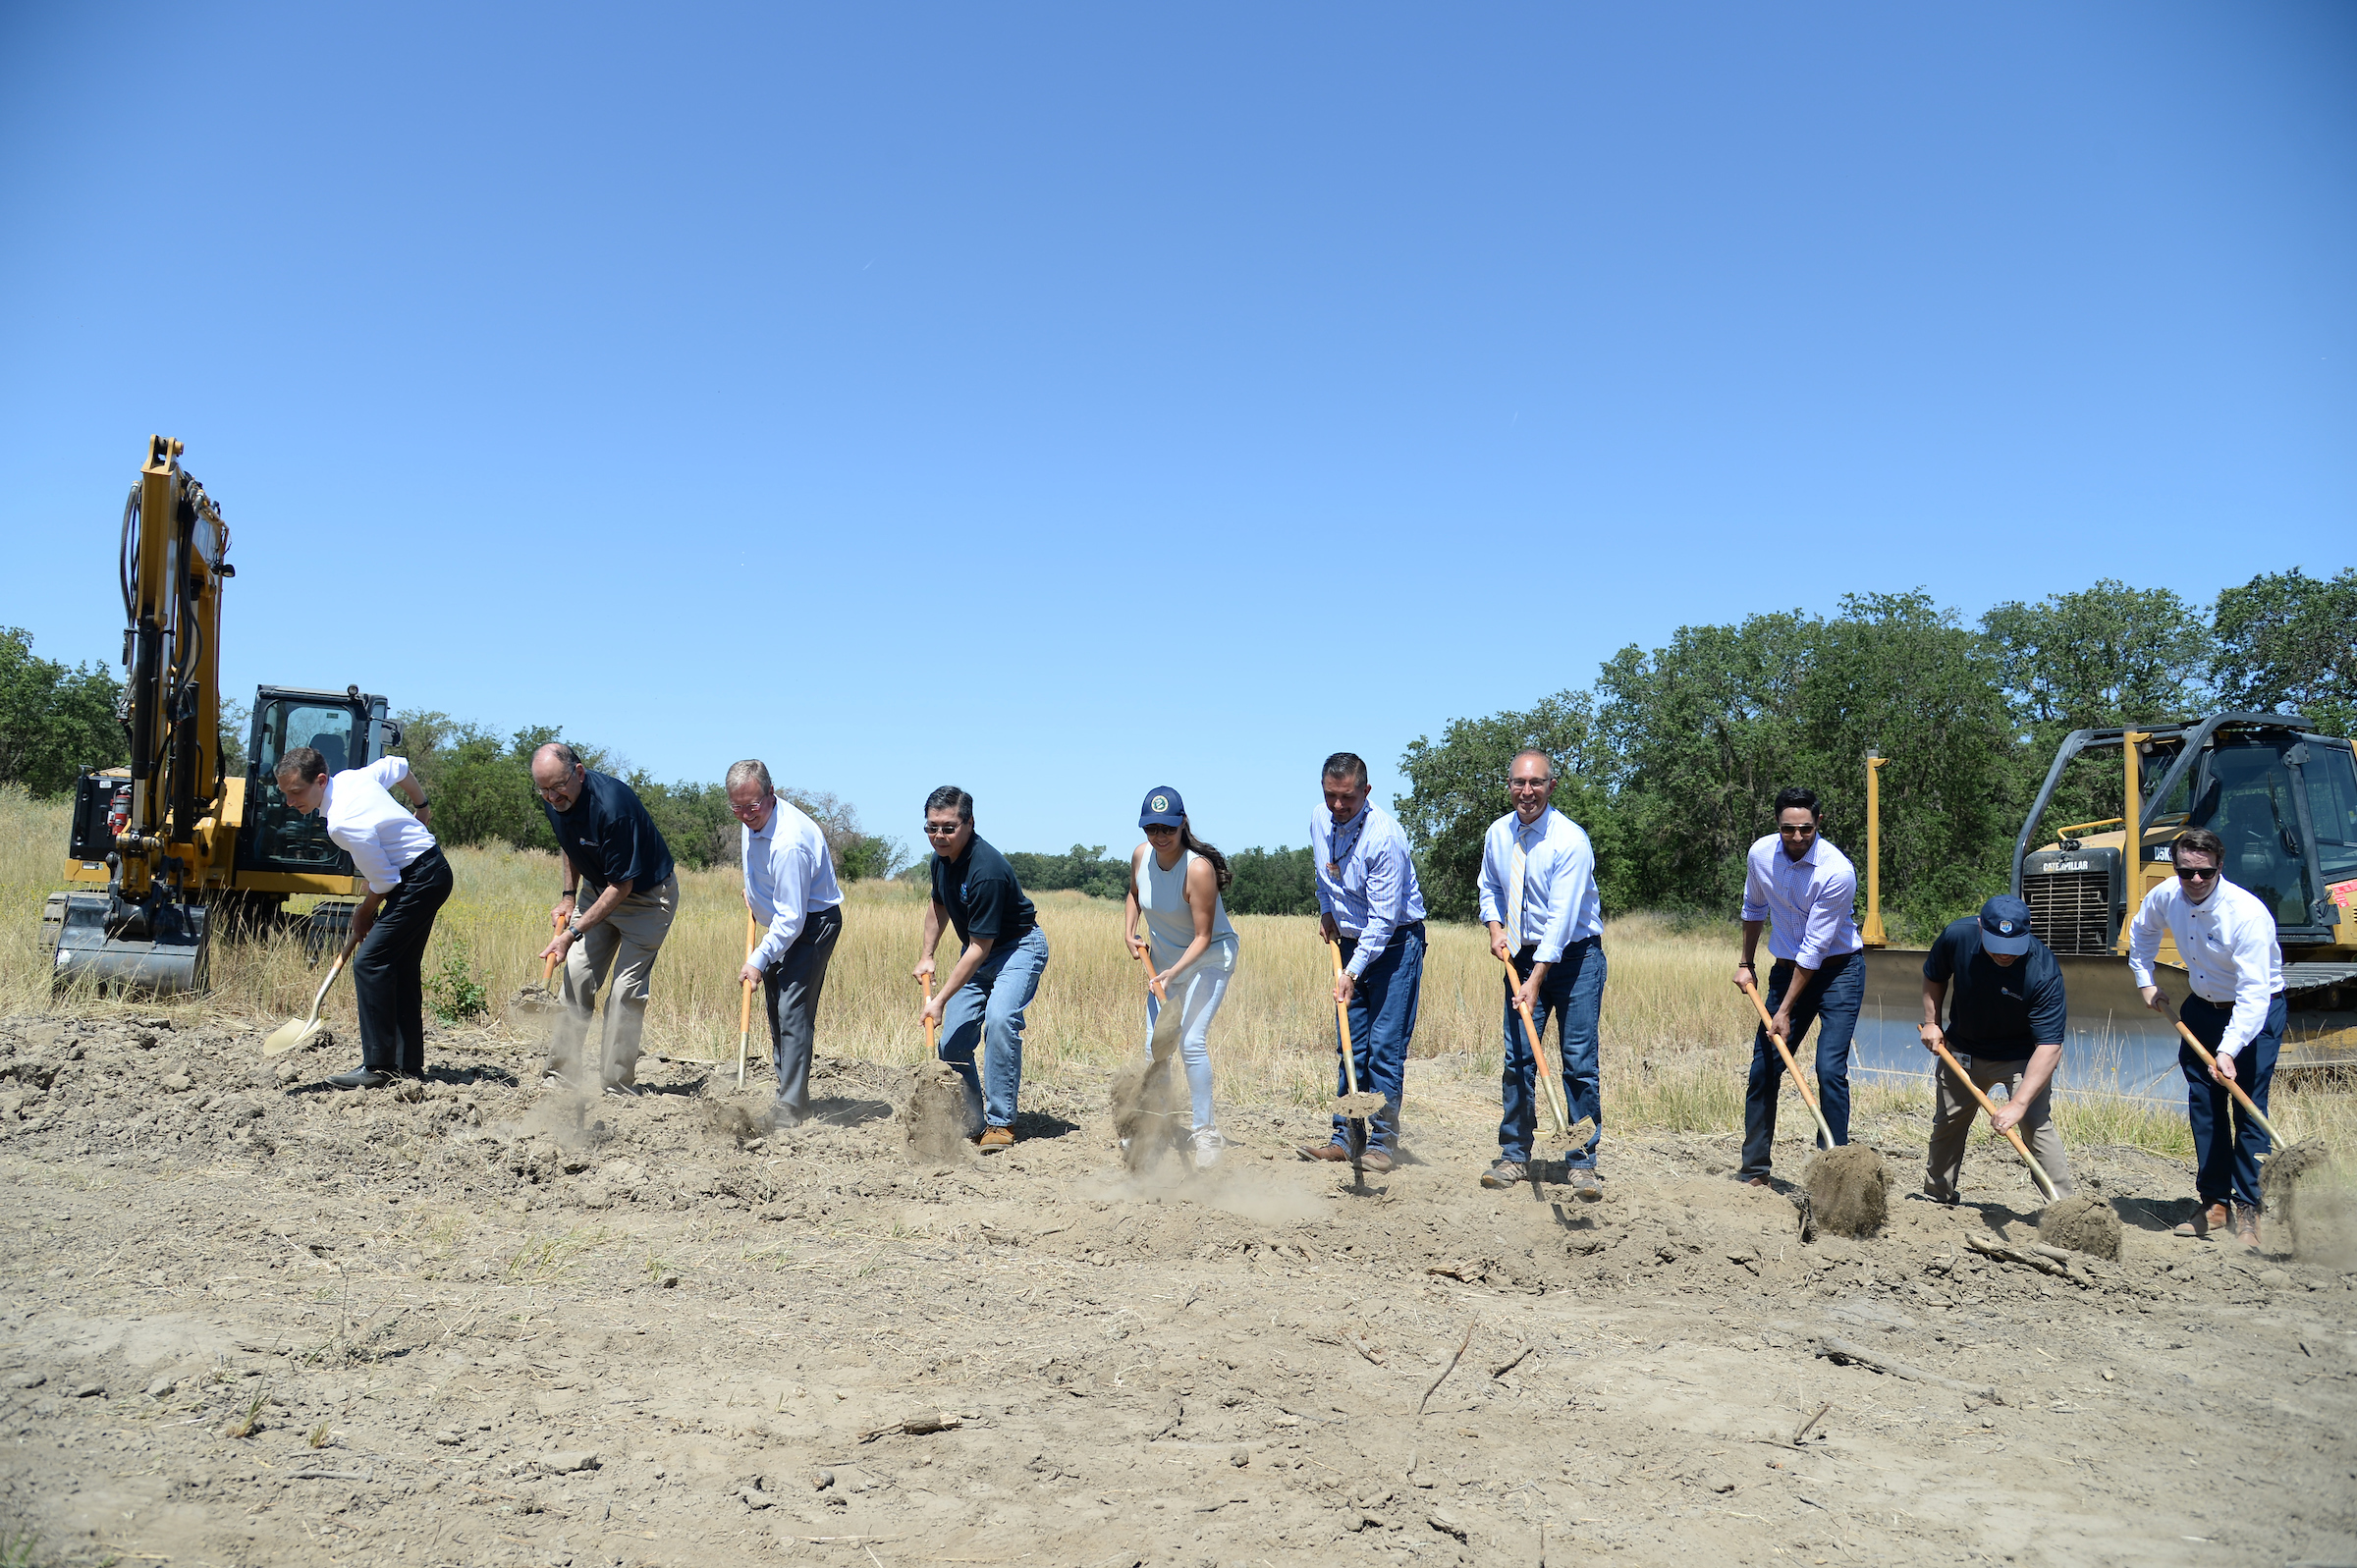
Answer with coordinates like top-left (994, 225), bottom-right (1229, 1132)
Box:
top-left (1299, 752), bottom-right (1427, 1173)
top-left (1478, 749), bottom-right (1607, 1195)
top-left (729, 759), bottom-right (845, 1132)
top-left (1733, 784), bottom-right (1865, 1184)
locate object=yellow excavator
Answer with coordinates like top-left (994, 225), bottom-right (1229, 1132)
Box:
top-left (1857, 714), bottom-right (2357, 1069)
top-left (38, 436), bottom-right (405, 994)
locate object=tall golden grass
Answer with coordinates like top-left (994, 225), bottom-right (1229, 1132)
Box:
top-left (5, 786), bottom-right (2348, 1162)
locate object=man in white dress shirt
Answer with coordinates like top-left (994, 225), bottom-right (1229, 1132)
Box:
top-left (728, 760), bottom-right (846, 1132)
top-left (1732, 785), bottom-right (1866, 1185)
top-left (275, 744), bottom-right (452, 1090)
top-left (2130, 826), bottom-right (2288, 1247)
top-left (1477, 749), bottom-right (1608, 1196)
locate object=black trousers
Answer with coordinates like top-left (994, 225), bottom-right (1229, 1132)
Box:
top-left (762, 904), bottom-right (843, 1116)
top-left (353, 845), bottom-right (454, 1076)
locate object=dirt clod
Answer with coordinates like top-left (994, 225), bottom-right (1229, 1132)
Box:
top-left (1803, 1144), bottom-right (1888, 1238)
top-left (2037, 1192), bottom-right (2122, 1260)
top-left (904, 1061), bottom-right (977, 1162)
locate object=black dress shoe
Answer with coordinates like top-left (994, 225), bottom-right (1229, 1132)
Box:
top-left (327, 1067), bottom-right (395, 1090)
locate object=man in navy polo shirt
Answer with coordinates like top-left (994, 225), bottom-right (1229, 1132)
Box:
top-left (1917, 894), bottom-right (2076, 1204)
top-left (915, 785), bottom-right (1051, 1151)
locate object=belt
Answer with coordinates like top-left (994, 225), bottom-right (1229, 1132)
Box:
top-left (2193, 990), bottom-right (2285, 1006)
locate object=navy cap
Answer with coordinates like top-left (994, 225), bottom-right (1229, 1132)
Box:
top-left (1138, 785), bottom-right (1186, 829)
top-left (1979, 894), bottom-right (2034, 956)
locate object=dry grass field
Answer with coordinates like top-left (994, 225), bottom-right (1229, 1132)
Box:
top-left (7, 786), bottom-right (2351, 1162)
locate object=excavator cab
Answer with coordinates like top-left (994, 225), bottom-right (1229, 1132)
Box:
top-left (237, 686), bottom-right (392, 879)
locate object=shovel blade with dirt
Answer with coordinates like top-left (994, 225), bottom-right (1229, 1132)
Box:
top-left (264, 935), bottom-right (357, 1055)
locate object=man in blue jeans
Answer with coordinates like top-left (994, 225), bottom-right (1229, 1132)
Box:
top-left (1478, 748), bottom-right (1608, 1197)
top-left (916, 785), bottom-right (1051, 1152)
top-left (1733, 785), bottom-right (1865, 1186)
top-left (1299, 752), bottom-right (1427, 1174)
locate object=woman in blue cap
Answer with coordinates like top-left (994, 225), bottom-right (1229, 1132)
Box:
top-left (1124, 785), bottom-right (1241, 1168)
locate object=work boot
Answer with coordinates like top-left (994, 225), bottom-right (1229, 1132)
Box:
top-left (2231, 1203), bottom-right (2261, 1250)
top-left (1569, 1165), bottom-right (1604, 1202)
top-left (978, 1125), bottom-right (1015, 1152)
top-left (2173, 1202), bottom-right (2229, 1239)
top-left (1360, 1148), bottom-right (1395, 1175)
top-left (1480, 1159), bottom-right (1528, 1190)
top-left (1298, 1142), bottom-right (1351, 1162)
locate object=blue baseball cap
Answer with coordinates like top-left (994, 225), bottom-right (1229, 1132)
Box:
top-left (1979, 894), bottom-right (2034, 956)
top-left (1139, 785), bottom-right (1186, 829)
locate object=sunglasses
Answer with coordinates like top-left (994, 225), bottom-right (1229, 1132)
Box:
top-left (2175, 865), bottom-right (2220, 883)
top-left (923, 822), bottom-right (963, 837)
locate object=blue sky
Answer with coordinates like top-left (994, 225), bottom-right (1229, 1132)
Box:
top-left (3, 4), bottom-right (2351, 865)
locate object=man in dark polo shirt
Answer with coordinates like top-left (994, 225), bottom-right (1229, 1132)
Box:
top-left (914, 785), bottom-right (1051, 1151)
top-left (1917, 893), bottom-right (2076, 1203)
top-left (533, 742), bottom-right (680, 1097)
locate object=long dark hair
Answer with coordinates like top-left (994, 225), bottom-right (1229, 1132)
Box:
top-left (1180, 818), bottom-right (1233, 892)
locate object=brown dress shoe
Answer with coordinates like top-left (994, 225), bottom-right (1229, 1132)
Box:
top-left (2231, 1203), bottom-right (2261, 1249)
top-left (1298, 1142), bottom-right (1350, 1162)
top-left (978, 1125), bottom-right (1015, 1151)
top-left (2173, 1201), bottom-right (2229, 1238)
top-left (1361, 1148), bottom-right (1395, 1174)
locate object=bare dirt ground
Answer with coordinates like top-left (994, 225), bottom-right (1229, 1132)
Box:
top-left (3, 1008), bottom-right (2353, 1568)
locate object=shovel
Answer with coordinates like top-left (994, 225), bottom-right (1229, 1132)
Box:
top-left (1496, 947), bottom-right (1570, 1139)
top-left (1739, 979), bottom-right (1836, 1151)
top-left (1327, 939), bottom-right (1385, 1179)
top-left (1121, 940), bottom-right (1190, 1168)
top-left (2162, 1000), bottom-right (2284, 1146)
top-left (735, 909), bottom-right (757, 1091)
top-left (265, 931), bottom-right (359, 1055)
top-left (1925, 1034), bottom-right (2058, 1202)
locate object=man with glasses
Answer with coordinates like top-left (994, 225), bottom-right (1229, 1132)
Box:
top-left (729, 760), bottom-right (845, 1132)
top-left (1301, 751), bottom-right (1427, 1173)
top-left (1732, 785), bottom-right (1865, 1186)
top-left (915, 786), bottom-right (1050, 1151)
top-left (535, 742), bottom-right (679, 1097)
top-left (2131, 826), bottom-right (2287, 1247)
top-left (1477, 749), bottom-right (1607, 1195)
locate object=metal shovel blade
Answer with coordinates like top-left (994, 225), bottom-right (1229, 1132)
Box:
top-left (264, 952), bottom-right (348, 1055)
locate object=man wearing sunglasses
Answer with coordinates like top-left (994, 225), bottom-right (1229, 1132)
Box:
top-left (915, 785), bottom-right (1049, 1151)
top-left (2129, 826), bottom-right (2286, 1247)
top-left (1731, 785), bottom-right (1866, 1186)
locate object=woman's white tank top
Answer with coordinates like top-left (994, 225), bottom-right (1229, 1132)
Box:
top-left (1140, 847), bottom-right (1238, 971)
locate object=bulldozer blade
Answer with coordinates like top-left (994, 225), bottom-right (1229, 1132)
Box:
top-left (47, 892), bottom-right (210, 996)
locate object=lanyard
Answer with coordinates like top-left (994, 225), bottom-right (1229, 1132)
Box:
top-left (1326, 813), bottom-right (1368, 879)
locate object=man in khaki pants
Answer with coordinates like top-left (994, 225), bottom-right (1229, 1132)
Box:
top-left (1918, 894), bottom-right (2075, 1203)
top-left (534, 742), bottom-right (680, 1097)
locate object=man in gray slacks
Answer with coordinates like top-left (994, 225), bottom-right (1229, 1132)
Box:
top-left (729, 760), bottom-right (845, 1131)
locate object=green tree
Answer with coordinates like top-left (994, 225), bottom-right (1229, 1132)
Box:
top-left (1004, 844), bottom-right (1129, 900)
top-left (2213, 567), bottom-right (2357, 737)
top-left (1225, 845), bottom-right (1318, 916)
top-left (1396, 690), bottom-right (1616, 921)
top-left (0, 627), bottom-right (126, 795)
top-left (1980, 578), bottom-right (2216, 731)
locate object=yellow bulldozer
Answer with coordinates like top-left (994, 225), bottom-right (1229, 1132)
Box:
top-left (1857, 713), bottom-right (2357, 1073)
top-left (37, 437), bottom-right (405, 994)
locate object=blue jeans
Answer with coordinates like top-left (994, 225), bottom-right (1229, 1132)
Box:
top-left (939, 926), bottom-right (1051, 1130)
top-left (1499, 938), bottom-right (1606, 1165)
top-left (1739, 951), bottom-right (1862, 1179)
top-left (1326, 923), bottom-right (1424, 1154)
top-left (2179, 991), bottom-right (2285, 1210)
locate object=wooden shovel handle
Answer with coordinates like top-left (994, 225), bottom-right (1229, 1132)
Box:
top-left (1739, 979), bottom-right (1837, 1150)
top-left (2162, 1004), bottom-right (2280, 1144)
top-left (1327, 938), bottom-right (1362, 1099)
top-left (1132, 938), bottom-right (1167, 1000)
top-left (1497, 949), bottom-right (1569, 1136)
top-left (920, 972), bottom-right (938, 1055)
top-left (1926, 1037), bottom-right (2057, 1202)
top-left (738, 910), bottom-right (757, 1030)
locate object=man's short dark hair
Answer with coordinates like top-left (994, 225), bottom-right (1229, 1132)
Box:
top-left (1774, 785), bottom-right (1820, 822)
top-left (275, 745), bottom-right (327, 785)
top-left (1322, 752), bottom-right (1368, 789)
top-left (925, 785), bottom-right (974, 822)
top-left (2173, 826), bottom-right (2224, 864)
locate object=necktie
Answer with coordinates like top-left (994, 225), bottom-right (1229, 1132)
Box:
top-left (1507, 827), bottom-right (1529, 947)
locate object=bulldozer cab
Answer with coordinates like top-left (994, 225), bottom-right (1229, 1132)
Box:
top-left (235, 686), bottom-right (400, 879)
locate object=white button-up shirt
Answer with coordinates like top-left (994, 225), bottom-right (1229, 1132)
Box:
top-left (1476, 808), bottom-right (1603, 963)
top-left (323, 757), bottom-right (436, 895)
top-left (2127, 876), bottom-right (2284, 1059)
top-left (741, 794), bottom-right (845, 971)
top-left (1740, 833), bottom-right (1863, 971)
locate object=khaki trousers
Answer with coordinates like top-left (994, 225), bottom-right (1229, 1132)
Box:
top-left (1924, 1050), bottom-right (2075, 1202)
top-left (549, 874), bottom-right (678, 1089)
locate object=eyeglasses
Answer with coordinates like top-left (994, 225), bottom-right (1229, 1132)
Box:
top-left (1779, 825), bottom-right (1819, 837)
top-left (2175, 865), bottom-right (2220, 883)
top-left (923, 822), bottom-right (963, 837)
top-left (1507, 778), bottom-right (1554, 789)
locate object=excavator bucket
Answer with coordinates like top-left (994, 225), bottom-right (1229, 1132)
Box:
top-left (44, 892), bottom-right (212, 996)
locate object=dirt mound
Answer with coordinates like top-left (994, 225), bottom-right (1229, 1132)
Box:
top-left (903, 1060), bottom-right (977, 1162)
top-left (700, 1101), bottom-right (760, 1147)
top-left (2264, 1141), bottom-right (2355, 1267)
top-left (1111, 1052), bottom-right (1188, 1175)
top-left (1804, 1144), bottom-right (1888, 1238)
top-left (2037, 1192), bottom-right (2122, 1260)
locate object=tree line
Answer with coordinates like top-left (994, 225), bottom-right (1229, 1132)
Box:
top-left (4, 567), bottom-right (2346, 928)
